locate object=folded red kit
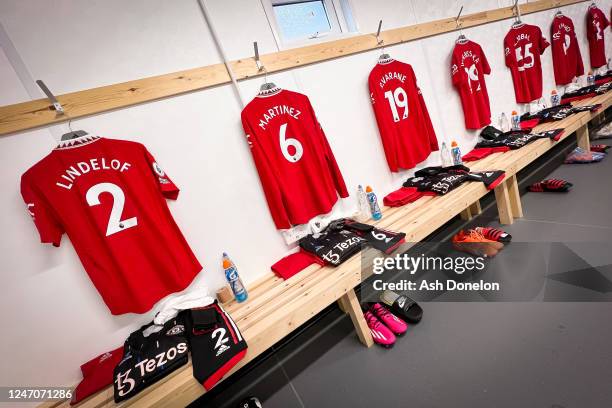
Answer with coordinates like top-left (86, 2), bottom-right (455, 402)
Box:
top-left (383, 186), bottom-right (423, 207)
top-left (271, 250), bottom-right (325, 280)
top-left (71, 346), bottom-right (124, 405)
top-left (462, 146), bottom-right (510, 162)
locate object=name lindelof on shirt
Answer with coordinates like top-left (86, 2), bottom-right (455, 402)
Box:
top-left (379, 71), bottom-right (406, 89)
top-left (56, 158), bottom-right (132, 190)
top-left (258, 105), bottom-right (302, 130)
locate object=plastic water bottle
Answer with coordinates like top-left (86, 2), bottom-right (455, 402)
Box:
top-left (587, 70), bottom-right (595, 86)
top-left (440, 142), bottom-right (452, 167)
top-left (510, 110), bottom-right (521, 131)
top-left (550, 90), bottom-right (560, 107)
top-left (499, 112), bottom-right (510, 132)
top-left (365, 186), bottom-right (382, 221)
top-left (356, 185), bottom-right (370, 221)
top-left (223, 253), bottom-right (247, 302)
top-left (450, 141), bottom-right (462, 165)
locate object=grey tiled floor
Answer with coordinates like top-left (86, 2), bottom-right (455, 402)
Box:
top-left (197, 139), bottom-right (612, 408)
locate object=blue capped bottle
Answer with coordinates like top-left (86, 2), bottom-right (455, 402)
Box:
top-left (223, 252), bottom-right (248, 302)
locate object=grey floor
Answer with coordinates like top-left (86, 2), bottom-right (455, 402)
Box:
top-left (197, 137), bottom-right (612, 408)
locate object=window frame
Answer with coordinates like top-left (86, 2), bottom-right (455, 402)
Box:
top-left (261, 0), bottom-right (359, 48)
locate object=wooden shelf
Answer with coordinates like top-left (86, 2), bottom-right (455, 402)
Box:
top-left (0, 0), bottom-right (586, 136)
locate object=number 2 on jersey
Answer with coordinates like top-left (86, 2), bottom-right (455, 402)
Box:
top-left (384, 87), bottom-right (409, 122)
top-left (86, 182), bottom-right (138, 237)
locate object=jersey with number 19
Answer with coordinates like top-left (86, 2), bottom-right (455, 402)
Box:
top-left (369, 58), bottom-right (439, 172)
top-left (21, 136), bottom-right (202, 315)
top-left (504, 24), bottom-right (550, 103)
top-left (241, 88), bottom-right (349, 230)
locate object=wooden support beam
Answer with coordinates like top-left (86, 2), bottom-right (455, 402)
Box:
top-left (507, 175), bottom-right (523, 218)
top-left (576, 124), bottom-right (590, 151)
top-left (460, 207), bottom-right (473, 220)
top-left (339, 289), bottom-right (374, 347)
top-left (0, 0), bottom-right (587, 136)
top-left (469, 200), bottom-right (482, 216)
top-left (494, 181), bottom-right (514, 225)
top-left (337, 296), bottom-right (349, 314)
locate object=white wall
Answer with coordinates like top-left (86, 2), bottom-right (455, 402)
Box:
top-left (0, 0), bottom-right (610, 389)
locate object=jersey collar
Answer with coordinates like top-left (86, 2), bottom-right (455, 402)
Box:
top-left (256, 86), bottom-right (282, 97)
top-left (377, 57), bottom-right (395, 65)
top-left (55, 135), bottom-right (101, 150)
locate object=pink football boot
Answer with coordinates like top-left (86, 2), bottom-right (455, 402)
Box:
top-left (364, 309), bottom-right (396, 348)
top-left (369, 303), bottom-right (408, 336)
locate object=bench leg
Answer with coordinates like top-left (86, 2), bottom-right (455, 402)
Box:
top-left (506, 175), bottom-right (523, 218)
top-left (337, 297), bottom-right (348, 314)
top-left (460, 200), bottom-right (481, 221)
top-left (469, 200), bottom-right (482, 216)
top-left (338, 289), bottom-right (374, 348)
top-left (460, 207), bottom-right (472, 221)
top-left (494, 181), bottom-right (514, 225)
top-left (576, 125), bottom-right (590, 152)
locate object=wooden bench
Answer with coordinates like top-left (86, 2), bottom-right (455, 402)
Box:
top-left (43, 91), bottom-right (611, 408)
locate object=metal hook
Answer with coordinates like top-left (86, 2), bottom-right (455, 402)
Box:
top-left (513, 0), bottom-right (522, 24)
top-left (376, 20), bottom-right (390, 60)
top-left (455, 5), bottom-right (467, 42)
top-left (254, 41), bottom-right (276, 91)
top-left (36, 80), bottom-right (64, 115)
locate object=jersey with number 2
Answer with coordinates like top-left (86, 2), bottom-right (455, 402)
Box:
top-left (504, 24), bottom-right (550, 103)
top-left (241, 88), bottom-right (349, 230)
top-left (21, 136), bottom-right (202, 315)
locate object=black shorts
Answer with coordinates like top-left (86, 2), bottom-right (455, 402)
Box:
top-left (186, 301), bottom-right (248, 390)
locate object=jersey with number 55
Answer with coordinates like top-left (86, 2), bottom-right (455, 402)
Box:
top-left (504, 24), bottom-right (550, 103)
top-left (21, 136), bottom-right (202, 315)
top-left (369, 58), bottom-right (439, 172)
top-left (241, 88), bottom-right (349, 230)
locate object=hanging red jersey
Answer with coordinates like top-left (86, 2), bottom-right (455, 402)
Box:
top-left (241, 88), bottom-right (348, 230)
top-left (587, 6), bottom-right (609, 69)
top-left (504, 24), bottom-right (550, 103)
top-left (551, 14), bottom-right (584, 85)
top-left (369, 58), bottom-right (439, 172)
top-left (451, 40), bottom-right (492, 129)
top-left (21, 136), bottom-right (202, 315)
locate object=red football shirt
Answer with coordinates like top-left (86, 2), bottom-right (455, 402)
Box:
top-left (587, 6), bottom-right (609, 69)
top-left (241, 88), bottom-right (348, 230)
top-left (369, 58), bottom-right (439, 172)
top-left (551, 15), bottom-right (584, 85)
top-left (504, 24), bottom-right (550, 103)
top-left (451, 40), bottom-right (492, 129)
top-left (21, 136), bottom-right (202, 315)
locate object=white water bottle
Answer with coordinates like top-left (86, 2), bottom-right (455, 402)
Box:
top-left (440, 142), bottom-right (452, 167)
top-left (499, 113), bottom-right (510, 132)
top-left (356, 185), bottom-right (370, 221)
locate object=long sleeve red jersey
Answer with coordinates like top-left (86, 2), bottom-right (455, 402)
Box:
top-left (451, 40), bottom-right (492, 129)
top-left (241, 88), bottom-right (348, 230)
top-left (587, 6), bottom-right (610, 69)
top-left (551, 14), bottom-right (584, 85)
top-left (368, 58), bottom-right (439, 172)
top-left (504, 24), bottom-right (550, 103)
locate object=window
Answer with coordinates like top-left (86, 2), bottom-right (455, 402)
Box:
top-left (263, 0), bottom-right (358, 47)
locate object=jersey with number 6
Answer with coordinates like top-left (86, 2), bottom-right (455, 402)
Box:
top-left (504, 24), bottom-right (550, 103)
top-left (369, 58), bottom-right (439, 172)
top-left (21, 136), bottom-right (202, 315)
top-left (241, 88), bottom-right (349, 230)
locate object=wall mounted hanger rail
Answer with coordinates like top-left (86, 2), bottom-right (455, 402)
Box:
top-left (0, 0), bottom-right (586, 136)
